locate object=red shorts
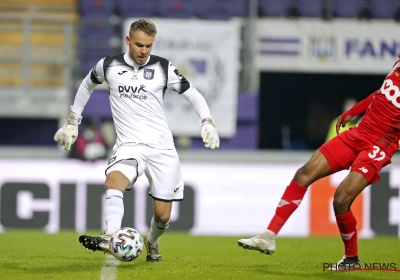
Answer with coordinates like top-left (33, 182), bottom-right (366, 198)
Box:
top-left (319, 128), bottom-right (397, 184)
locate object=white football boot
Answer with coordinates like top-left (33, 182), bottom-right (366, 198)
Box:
top-left (237, 229), bottom-right (276, 255)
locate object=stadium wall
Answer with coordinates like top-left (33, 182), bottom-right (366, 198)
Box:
top-left (0, 156), bottom-right (399, 238)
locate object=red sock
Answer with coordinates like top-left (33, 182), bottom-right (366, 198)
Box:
top-left (336, 210), bottom-right (358, 257)
top-left (267, 180), bottom-right (307, 235)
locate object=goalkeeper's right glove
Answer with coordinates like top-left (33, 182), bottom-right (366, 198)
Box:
top-left (54, 111), bottom-right (82, 151)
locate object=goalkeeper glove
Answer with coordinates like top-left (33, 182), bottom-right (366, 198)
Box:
top-left (200, 117), bottom-right (220, 149)
top-left (54, 111), bottom-right (82, 151)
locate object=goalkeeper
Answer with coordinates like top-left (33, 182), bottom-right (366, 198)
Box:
top-left (54, 19), bottom-right (220, 262)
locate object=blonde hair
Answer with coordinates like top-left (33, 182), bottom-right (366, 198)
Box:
top-left (129, 19), bottom-right (157, 37)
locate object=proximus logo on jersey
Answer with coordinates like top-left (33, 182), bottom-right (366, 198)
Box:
top-left (381, 79), bottom-right (400, 108)
top-left (118, 85), bottom-right (148, 100)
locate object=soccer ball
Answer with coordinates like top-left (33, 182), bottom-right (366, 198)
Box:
top-left (110, 227), bottom-right (144, 262)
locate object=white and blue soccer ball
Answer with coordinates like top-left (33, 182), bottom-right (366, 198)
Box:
top-left (110, 227), bottom-right (143, 262)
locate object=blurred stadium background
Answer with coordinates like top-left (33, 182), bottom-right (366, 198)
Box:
top-left (1, 0), bottom-right (400, 241)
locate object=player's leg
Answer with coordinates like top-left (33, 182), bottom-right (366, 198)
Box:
top-left (268, 150), bottom-right (333, 234)
top-left (143, 148), bottom-right (183, 262)
top-left (238, 150), bottom-right (333, 254)
top-left (143, 199), bottom-right (172, 262)
top-left (238, 133), bottom-right (359, 255)
top-left (330, 167), bottom-right (372, 269)
top-left (332, 135), bottom-right (398, 269)
top-left (330, 138), bottom-right (396, 270)
top-left (103, 169), bottom-right (132, 234)
top-left (79, 158), bottom-right (140, 254)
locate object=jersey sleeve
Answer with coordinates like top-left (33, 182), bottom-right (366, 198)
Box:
top-left (70, 58), bottom-right (106, 114)
top-left (181, 88), bottom-right (212, 120)
top-left (166, 63), bottom-right (191, 94)
top-left (340, 90), bottom-right (377, 120)
top-left (90, 58), bottom-right (106, 84)
top-left (391, 60), bottom-right (400, 69)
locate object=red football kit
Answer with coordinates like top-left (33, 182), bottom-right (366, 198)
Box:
top-left (320, 60), bottom-right (400, 184)
top-left (265, 60), bottom-right (400, 258)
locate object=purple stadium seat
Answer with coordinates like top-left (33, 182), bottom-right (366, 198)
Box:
top-left (196, 0), bottom-right (232, 20)
top-left (369, 0), bottom-right (398, 18)
top-left (116, 0), bottom-right (157, 18)
top-left (333, 0), bottom-right (362, 18)
top-left (189, 94), bottom-right (259, 150)
top-left (80, 60), bottom-right (98, 76)
top-left (296, 0), bottom-right (324, 17)
top-left (196, 0), bottom-right (249, 19)
top-left (79, 47), bottom-right (111, 62)
top-left (80, 0), bottom-right (115, 17)
top-left (79, 18), bottom-right (113, 77)
top-left (79, 47), bottom-right (112, 76)
top-left (232, 0), bottom-right (249, 17)
top-left (259, 0), bottom-right (291, 17)
top-left (157, 0), bottom-right (196, 19)
top-left (80, 18), bottom-right (114, 41)
top-left (82, 90), bottom-right (113, 119)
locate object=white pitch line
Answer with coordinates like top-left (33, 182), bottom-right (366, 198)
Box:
top-left (100, 255), bottom-right (120, 280)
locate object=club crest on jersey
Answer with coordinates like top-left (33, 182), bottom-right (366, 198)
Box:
top-left (143, 68), bottom-right (154, 80)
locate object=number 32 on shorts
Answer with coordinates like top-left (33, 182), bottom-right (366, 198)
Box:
top-left (368, 145), bottom-right (386, 161)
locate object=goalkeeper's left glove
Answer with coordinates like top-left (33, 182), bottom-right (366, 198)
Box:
top-left (54, 111), bottom-right (82, 151)
top-left (200, 117), bottom-right (220, 149)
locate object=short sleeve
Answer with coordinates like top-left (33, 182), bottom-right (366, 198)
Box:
top-left (89, 58), bottom-right (106, 85)
top-left (167, 62), bottom-right (191, 94)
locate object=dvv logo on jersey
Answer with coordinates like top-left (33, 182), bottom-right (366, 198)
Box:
top-left (118, 85), bottom-right (148, 100)
top-left (118, 85), bottom-right (147, 93)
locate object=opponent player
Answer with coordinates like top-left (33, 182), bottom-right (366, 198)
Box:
top-left (238, 54), bottom-right (400, 269)
top-left (54, 19), bottom-right (220, 262)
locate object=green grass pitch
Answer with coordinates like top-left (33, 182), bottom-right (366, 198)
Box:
top-left (0, 230), bottom-right (399, 280)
